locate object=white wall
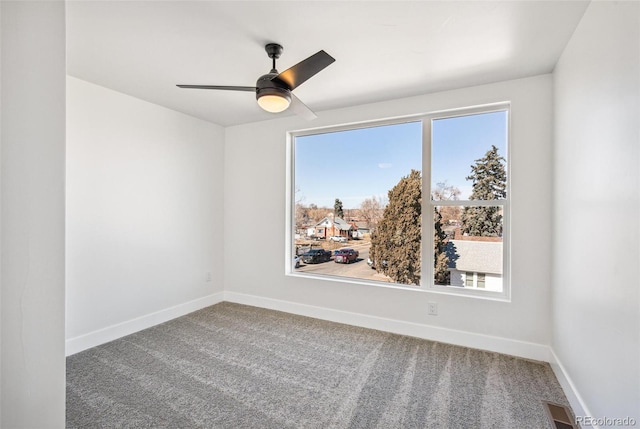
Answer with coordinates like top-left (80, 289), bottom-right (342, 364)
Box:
top-left (450, 271), bottom-right (502, 292)
top-left (225, 75), bottom-right (554, 360)
top-left (553, 1), bottom-right (639, 422)
top-left (1, 2), bottom-right (66, 427)
top-left (4, 1), bottom-right (635, 426)
top-left (66, 77), bottom-right (225, 353)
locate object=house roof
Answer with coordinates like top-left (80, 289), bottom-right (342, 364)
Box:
top-left (314, 216), bottom-right (353, 231)
top-left (446, 240), bottom-right (503, 275)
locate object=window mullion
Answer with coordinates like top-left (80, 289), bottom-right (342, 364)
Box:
top-left (432, 199), bottom-right (507, 207)
top-left (422, 116), bottom-right (432, 288)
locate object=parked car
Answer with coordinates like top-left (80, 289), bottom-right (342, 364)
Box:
top-left (294, 255), bottom-right (300, 268)
top-left (301, 249), bottom-right (332, 264)
top-left (334, 248), bottom-right (359, 264)
top-left (329, 236), bottom-right (347, 243)
top-left (367, 257), bottom-right (388, 269)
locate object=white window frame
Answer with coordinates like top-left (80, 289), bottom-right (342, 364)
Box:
top-left (286, 103), bottom-right (510, 301)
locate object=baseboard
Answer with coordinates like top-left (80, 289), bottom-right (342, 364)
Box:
top-left (223, 291), bottom-right (552, 362)
top-left (66, 289), bottom-right (591, 421)
top-left (65, 292), bottom-right (225, 356)
top-left (548, 348), bottom-right (594, 426)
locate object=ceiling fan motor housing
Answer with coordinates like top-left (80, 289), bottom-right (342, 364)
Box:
top-left (256, 72), bottom-right (292, 104)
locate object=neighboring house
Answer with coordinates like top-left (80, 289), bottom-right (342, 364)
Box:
top-left (347, 221), bottom-right (365, 239)
top-left (354, 221), bottom-right (371, 238)
top-left (297, 224), bottom-right (314, 238)
top-left (310, 216), bottom-right (354, 239)
top-left (446, 240), bottom-right (503, 291)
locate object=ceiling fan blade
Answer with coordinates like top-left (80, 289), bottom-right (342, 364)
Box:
top-left (290, 93), bottom-right (317, 121)
top-left (271, 50), bottom-right (335, 90)
top-left (176, 85), bottom-right (257, 92)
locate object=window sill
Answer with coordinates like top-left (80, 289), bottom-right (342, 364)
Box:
top-left (286, 271), bottom-right (510, 302)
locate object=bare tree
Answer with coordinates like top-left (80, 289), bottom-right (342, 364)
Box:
top-left (307, 204), bottom-right (331, 224)
top-left (431, 181), bottom-right (461, 226)
top-left (359, 196), bottom-right (385, 232)
top-left (295, 203), bottom-right (308, 230)
top-left (295, 188), bottom-right (308, 230)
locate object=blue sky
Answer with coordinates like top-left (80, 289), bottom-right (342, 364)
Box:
top-left (295, 111), bottom-right (507, 209)
top-left (432, 111), bottom-right (508, 199)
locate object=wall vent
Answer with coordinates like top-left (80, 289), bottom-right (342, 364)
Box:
top-left (543, 401), bottom-right (577, 429)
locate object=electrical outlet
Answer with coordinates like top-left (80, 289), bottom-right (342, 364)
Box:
top-left (206, 272), bottom-right (212, 282)
top-left (428, 302), bottom-right (438, 316)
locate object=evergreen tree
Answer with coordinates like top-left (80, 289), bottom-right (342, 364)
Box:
top-left (370, 170), bottom-right (421, 285)
top-left (461, 145), bottom-right (506, 237)
top-left (434, 208), bottom-right (450, 285)
top-left (334, 198), bottom-right (344, 218)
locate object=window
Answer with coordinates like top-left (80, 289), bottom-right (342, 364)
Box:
top-left (430, 109), bottom-right (508, 295)
top-left (477, 273), bottom-right (486, 289)
top-left (292, 121), bottom-right (422, 284)
top-left (465, 272), bottom-right (474, 287)
top-left (290, 105), bottom-right (509, 298)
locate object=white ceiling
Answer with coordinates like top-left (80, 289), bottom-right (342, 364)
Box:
top-left (67, 1), bottom-right (589, 127)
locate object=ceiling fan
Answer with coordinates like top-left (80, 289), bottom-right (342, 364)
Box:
top-left (177, 43), bottom-right (335, 120)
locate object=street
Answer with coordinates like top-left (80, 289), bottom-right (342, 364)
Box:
top-left (295, 241), bottom-right (392, 283)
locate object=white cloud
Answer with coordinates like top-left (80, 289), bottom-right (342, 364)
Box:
top-left (378, 163), bottom-right (392, 169)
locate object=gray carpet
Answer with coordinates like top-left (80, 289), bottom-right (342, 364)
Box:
top-left (66, 302), bottom-right (571, 428)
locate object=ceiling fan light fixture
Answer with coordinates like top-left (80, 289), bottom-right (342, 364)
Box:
top-left (257, 89), bottom-right (291, 113)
